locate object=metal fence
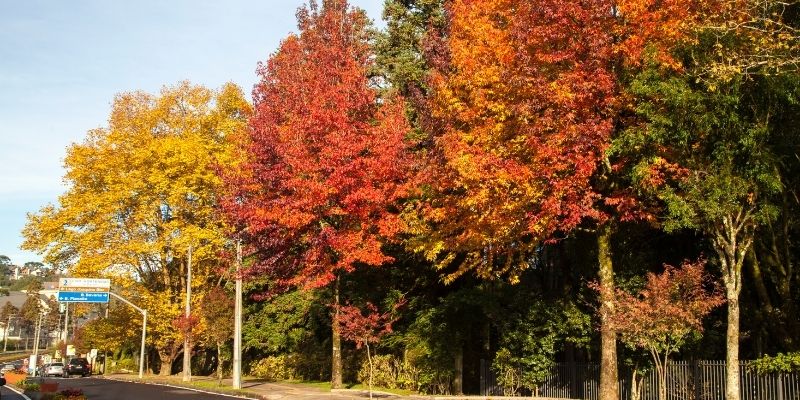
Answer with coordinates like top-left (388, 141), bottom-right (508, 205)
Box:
top-left (480, 360), bottom-right (800, 400)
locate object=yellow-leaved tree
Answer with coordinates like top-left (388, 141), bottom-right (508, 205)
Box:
top-left (23, 81), bottom-right (251, 375)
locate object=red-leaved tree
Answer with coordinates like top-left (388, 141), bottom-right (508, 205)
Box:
top-left (221, 0), bottom-right (412, 388)
top-left (337, 300), bottom-right (403, 400)
top-left (592, 259), bottom-right (725, 400)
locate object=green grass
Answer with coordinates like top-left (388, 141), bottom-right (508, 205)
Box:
top-left (287, 380), bottom-right (415, 396)
top-left (121, 375), bottom-right (260, 399)
top-left (0, 351), bottom-right (28, 363)
top-left (120, 374), bottom-right (417, 398)
top-left (340, 383), bottom-right (416, 396)
top-left (284, 380), bottom-right (329, 389)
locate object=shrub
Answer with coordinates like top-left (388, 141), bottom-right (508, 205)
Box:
top-left (748, 352), bottom-right (800, 375)
top-left (493, 348), bottom-right (523, 396)
top-left (249, 355), bottom-right (300, 381)
top-left (20, 381), bottom-right (41, 392)
top-left (356, 354), bottom-right (426, 392)
top-left (53, 388), bottom-right (87, 400)
top-left (107, 357), bottom-right (137, 373)
top-left (357, 354), bottom-right (398, 389)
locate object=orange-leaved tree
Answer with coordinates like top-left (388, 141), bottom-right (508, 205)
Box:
top-left (410, 0), bottom-right (709, 397)
top-left (221, 0), bottom-right (412, 388)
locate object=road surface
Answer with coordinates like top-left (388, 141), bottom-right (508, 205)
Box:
top-left (29, 378), bottom-right (246, 400)
top-left (0, 385), bottom-right (27, 400)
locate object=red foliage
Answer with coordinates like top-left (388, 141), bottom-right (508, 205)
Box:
top-left (222, 0), bottom-right (412, 291)
top-left (592, 258), bottom-right (725, 351)
top-left (337, 300), bottom-right (405, 349)
top-left (172, 313), bottom-right (200, 337)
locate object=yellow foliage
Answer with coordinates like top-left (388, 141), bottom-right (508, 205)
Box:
top-left (22, 81), bottom-right (251, 363)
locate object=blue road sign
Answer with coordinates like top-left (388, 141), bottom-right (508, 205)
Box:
top-left (58, 291), bottom-right (109, 303)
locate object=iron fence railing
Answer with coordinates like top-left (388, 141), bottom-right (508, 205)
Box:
top-left (480, 360), bottom-right (800, 400)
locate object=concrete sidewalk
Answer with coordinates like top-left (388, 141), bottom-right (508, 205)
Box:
top-left (105, 373), bottom-right (408, 400)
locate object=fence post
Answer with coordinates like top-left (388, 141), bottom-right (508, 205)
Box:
top-left (777, 372), bottom-right (784, 400)
top-left (480, 359), bottom-right (486, 396)
top-left (694, 360), bottom-right (701, 400)
top-left (571, 362), bottom-right (577, 398)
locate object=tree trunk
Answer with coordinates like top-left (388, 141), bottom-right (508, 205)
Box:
top-left (216, 341), bottom-right (223, 385)
top-left (598, 223), bottom-right (618, 400)
top-left (726, 297), bottom-right (740, 400)
top-left (367, 343), bottom-right (374, 400)
top-left (331, 276), bottom-right (343, 389)
top-left (160, 359), bottom-right (172, 376)
top-left (657, 357), bottom-right (668, 400)
top-left (158, 347), bottom-right (177, 376)
top-left (630, 368), bottom-right (643, 400)
top-left (710, 212), bottom-right (752, 400)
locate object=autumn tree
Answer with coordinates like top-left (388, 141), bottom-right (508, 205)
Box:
top-left (199, 286), bottom-right (233, 383)
top-left (338, 301), bottom-right (401, 399)
top-left (701, 0), bottom-right (800, 80)
top-left (408, 0), bottom-right (621, 394)
top-left (594, 260), bottom-right (725, 400)
top-left (223, 0), bottom-right (412, 388)
top-left (23, 82), bottom-right (251, 375)
top-left (409, 0), bottom-right (718, 396)
top-left (81, 304), bottom-right (139, 354)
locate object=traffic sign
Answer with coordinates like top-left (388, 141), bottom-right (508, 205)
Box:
top-left (58, 291), bottom-right (109, 303)
top-left (59, 278), bottom-right (110, 303)
top-left (60, 278), bottom-right (110, 289)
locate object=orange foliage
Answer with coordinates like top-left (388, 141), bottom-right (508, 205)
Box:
top-left (411, 0), bottom-right (709, 281)
top-left (413, 0), bottom-right (617, 280)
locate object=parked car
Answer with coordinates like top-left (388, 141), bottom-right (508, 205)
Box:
top-left (0, 364), bottom-right (15, 374)
top-left (65, 358), bottom-right (91, 377)
top-left (40, 362), bottom-right (66, 378)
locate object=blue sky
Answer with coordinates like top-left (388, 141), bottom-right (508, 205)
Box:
top-left (0, 0), bottom-right (385, 266)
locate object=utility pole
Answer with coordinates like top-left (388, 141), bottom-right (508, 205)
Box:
top-left (233, 240), bottom-right (242, 389)
top-left (32, 313), bottom-right (44, 376)
top-left (63, 303), bottom-right (69, 342)
top-left (3, 315), bottom-right (11, 352)
top-left (183, 245), bottom-right (192, 382)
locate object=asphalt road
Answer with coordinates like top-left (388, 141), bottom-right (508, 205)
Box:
top-left (33, 378), bottom-right (246, 400)
top-left (0, 385), bottom-right (27, 400)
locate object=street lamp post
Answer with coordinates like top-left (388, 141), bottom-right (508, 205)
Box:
top-left (63, 303), bottom-right (69, 342)
top-left (233, 240), bottom-right (242, 389)
top-left (183, 245), bottom-right (192, 382)
top-left (108, 292), bottom-right (147, 378)
top-left (3, 314), bottom-right (13, 352)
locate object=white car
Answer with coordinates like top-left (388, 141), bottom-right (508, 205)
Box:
top-left (40, 362), bottom-right (66, 377)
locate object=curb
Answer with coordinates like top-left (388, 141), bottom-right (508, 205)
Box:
top-left (100, 375), bottom-right (263, 399)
